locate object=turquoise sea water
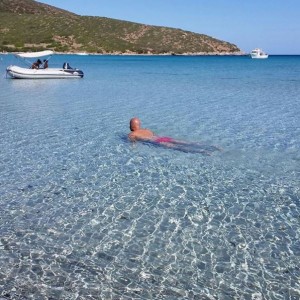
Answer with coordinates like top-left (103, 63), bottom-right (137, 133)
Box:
top-left (0, 54), bottom-right (299, 299)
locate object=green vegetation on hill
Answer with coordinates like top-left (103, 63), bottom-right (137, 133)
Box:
top-left (0, 0), bottom-right (241, 54)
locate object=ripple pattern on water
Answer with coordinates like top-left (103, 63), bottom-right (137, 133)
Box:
top-left (0, 54), bottom-right (300, 299)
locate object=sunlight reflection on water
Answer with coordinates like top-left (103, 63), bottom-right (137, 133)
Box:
top-left (0, 54), bottom-right (300, 299)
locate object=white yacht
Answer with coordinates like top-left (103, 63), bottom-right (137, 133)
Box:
top-left (250, 48), bottom-right (268, 59)
top-left (6, 50), bottom-right (84, 79)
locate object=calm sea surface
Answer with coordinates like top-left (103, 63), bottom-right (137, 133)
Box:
top-left (0, 54), bottom-right (299, 299)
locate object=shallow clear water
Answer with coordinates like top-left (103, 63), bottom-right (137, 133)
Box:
top-left (0, 54), bottom-right (300, 299)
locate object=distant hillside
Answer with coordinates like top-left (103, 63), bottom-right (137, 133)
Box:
top-left (0, 0), bottom-right (241, 54)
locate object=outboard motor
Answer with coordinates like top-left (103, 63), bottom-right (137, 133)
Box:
top-left (63, 62), bottom-right (72, 69)
top-left (62, 62), bottom-right (84, 78)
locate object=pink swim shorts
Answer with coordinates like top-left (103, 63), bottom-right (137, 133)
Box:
top-left (154, 136), bottom-right (174, 143)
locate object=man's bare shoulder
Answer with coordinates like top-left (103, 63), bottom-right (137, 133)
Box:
top-left (128, 129), bottom-right (154, 141)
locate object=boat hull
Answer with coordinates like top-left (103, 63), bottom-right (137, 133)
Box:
top-left (6, 66), bottom-right (84, 79)
top-left (251, 54), bottom-right (268, 59)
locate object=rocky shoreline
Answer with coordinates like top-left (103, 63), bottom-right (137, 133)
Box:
top-left (1, 50), bottom-right (246, 56)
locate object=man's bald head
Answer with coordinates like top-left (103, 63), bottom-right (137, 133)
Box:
top-left (130, 117), bottom-right (141, 131)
